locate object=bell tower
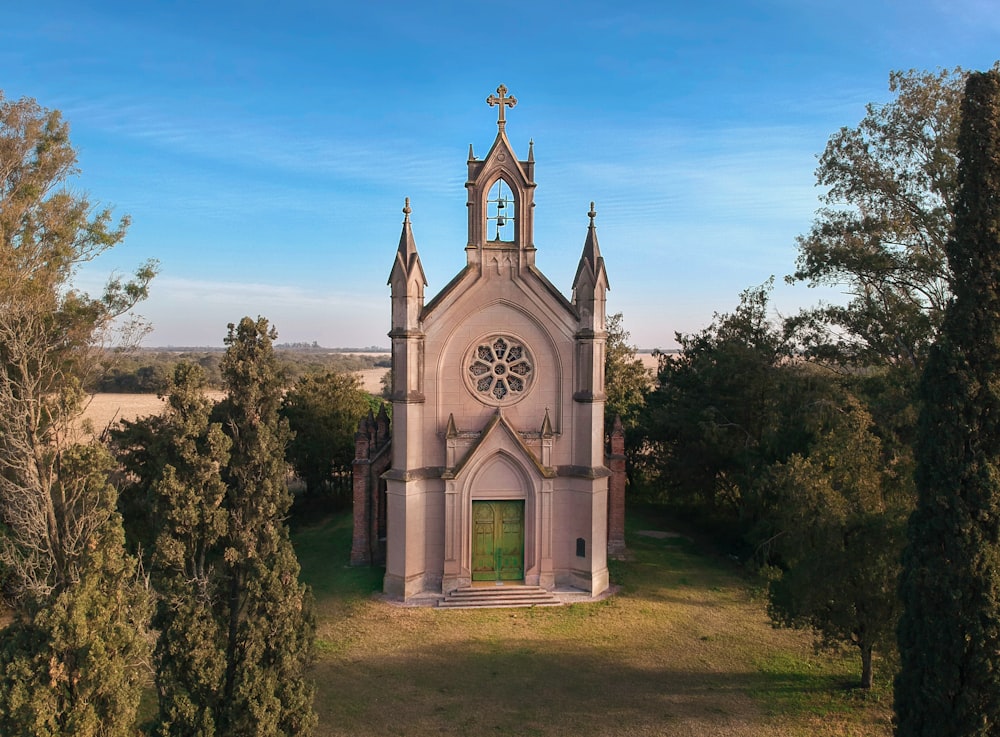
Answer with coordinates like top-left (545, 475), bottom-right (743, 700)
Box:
top-left (465, 85), bottom-right (538, 275)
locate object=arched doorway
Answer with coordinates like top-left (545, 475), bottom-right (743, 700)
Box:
top-left (471, 500), bottom-right (524, 581)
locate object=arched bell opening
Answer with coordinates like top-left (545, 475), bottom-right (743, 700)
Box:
top-left (486, 178), bottom-right (517, 243)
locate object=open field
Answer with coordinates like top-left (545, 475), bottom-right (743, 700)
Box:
top-left (293, 508), bottom-right (893, 737)
top-left (80, 365), bottom-right (387, 433)
top-left (81, 393), bottom-right (171, 434)
top-left (639, 352), bottom-right (659, 373)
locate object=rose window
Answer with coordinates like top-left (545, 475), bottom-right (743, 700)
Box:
top-left (466, 336), bottom-right (533, 403)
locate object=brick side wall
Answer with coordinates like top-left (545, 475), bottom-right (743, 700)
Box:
top-left (351, 405), bottom-right (392, 566)
top-left (606, 415), bottom-right (627, 556)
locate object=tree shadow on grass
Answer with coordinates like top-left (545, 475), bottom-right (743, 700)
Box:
top-left (297, 511), bottom-right (889, 735)
top-left (311, 640), bottom-right (854, 737)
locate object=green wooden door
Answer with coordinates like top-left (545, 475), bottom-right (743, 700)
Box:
top-left (471, 500), bottom-right (524, 581)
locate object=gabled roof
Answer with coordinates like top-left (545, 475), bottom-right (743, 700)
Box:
top-left (467, 128), bottom-right (535, 192)
top-left (442, 410), bottom-right (556, 481)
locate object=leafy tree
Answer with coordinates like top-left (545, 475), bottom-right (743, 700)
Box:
top-left (896, 70), bottom-right (1000, 736)
top-left (788, 67), bottom-right (974, 368)
top-left (0, 444), bottom-right (152, 737)
top-left (767, 396), bottom-right (911, 689)
top-left (604, 312), bottom-right (651, 432)
top-left (215, 317), bottom-right (316, 736)
top-left (280, 370), bottom-right (371, 496)
top-left (0, 92), bottom-right (155, 732)
top-left (640, 280), bottom-right (809, 539)
top-left (0, 91), bottom-right (156, 599)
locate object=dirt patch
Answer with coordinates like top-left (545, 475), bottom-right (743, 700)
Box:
top-left (637, 529), bottom-right (694, 542)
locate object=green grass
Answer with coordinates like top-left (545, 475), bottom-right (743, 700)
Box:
top-left (293, 508), bottom-right (893, 737)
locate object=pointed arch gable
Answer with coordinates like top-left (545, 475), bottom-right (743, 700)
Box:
top-left (467, 450), bottom-right (533, 498)
top-left (448, 425), bottom-right (543, 587)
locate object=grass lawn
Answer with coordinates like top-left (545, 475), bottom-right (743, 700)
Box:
top-left (293, 506), bottom-right (893, 737)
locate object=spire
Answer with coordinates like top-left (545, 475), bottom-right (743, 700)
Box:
top-left (388, 197), bottom-right (427, 289)
top-left (468, 143), bottom-right (476, 161)
top-left (573, 201), bottom-right (609, 292)
top-left (528, 139), bottom-right (534, 162)
top-left (541, 407), bottom-right (554, 438)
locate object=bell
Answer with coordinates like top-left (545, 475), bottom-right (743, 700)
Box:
top-left (497, 198), bottom-right (506, 210)
top-left (496, 216), bottom-right (506, 227)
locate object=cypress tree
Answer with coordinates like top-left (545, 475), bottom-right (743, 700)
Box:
top-left (217, 317), bottom-right (316, 736)
top-left (896, 70), bottom-right (1000, 736)
top-left (148, 321), bottom-right (316, 736)
top-left (150, 362), bottom-right (231, 737)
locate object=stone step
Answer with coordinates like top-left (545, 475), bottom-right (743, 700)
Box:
top-left (437, 585), bottom-right (562, 609)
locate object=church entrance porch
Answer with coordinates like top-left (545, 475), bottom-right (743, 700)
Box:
top-left (471, 500), bottom-right (524, 582)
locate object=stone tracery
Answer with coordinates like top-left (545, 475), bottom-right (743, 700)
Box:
top-left (466, 335), bottom-right (534, 403)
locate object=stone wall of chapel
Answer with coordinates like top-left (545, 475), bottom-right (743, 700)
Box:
top-left (423, 298), bottom-right (574, 461)
top-left (422, 484), bottom-right (445, 590)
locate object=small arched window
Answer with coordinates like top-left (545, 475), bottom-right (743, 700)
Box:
top-left (486, 179), bottom-right (515, 242)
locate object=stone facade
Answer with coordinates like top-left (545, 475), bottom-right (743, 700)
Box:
top-left (352, 86), bottom-right (624, 601)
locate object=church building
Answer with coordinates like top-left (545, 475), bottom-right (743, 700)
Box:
top-left (351, 86), bottom-right (625, 602)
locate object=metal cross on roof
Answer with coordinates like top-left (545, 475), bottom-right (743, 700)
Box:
top-left (487, 84), bottom-right (517, 131)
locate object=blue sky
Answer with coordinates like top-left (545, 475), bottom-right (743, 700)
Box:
top-left (3, 1), bottom-right (998, 348)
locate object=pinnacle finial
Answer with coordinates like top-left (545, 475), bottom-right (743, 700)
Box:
top-left (588, 201), bottom-right (597, 223)
top-left (486, 84), bottom-right (517, 131)
top-left (403, 197), bottom-right (411, 222)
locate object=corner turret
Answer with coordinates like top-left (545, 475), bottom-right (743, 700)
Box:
top-left (388, 197), bottom-right (427, 332)
top-left (387, 198), bottom-right (426, 404)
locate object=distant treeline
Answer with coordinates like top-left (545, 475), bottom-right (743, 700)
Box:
top-left (93, 349), bottom-right (391, 393)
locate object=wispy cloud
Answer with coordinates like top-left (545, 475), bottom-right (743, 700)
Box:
top-left (137, 275), bottom-right (389, 347)
top-left (65, 97), bottom-right (464, 195)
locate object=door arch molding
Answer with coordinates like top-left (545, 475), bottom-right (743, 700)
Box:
top-left (454, 450), bottom-right (539, 586)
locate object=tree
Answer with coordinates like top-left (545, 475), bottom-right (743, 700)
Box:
top-left (121, 328), bottom-right (318, 736)
top-left (0, 92), bottom-right (155, 733)
top-left (767, 396), bottom-right (910, 689)
top-left (640, 280), bottom-right (806, 535)
top-left (896, 70), bottom-right (1000, 736)
top-left (117, 324), bottom-right (317, 736)
top-left (789, 67), bottom-right (975, 368)
top-left (603, 312), bottom-right (651, 432)
top-left (112, 408), bottom-right (173, 561)
top-left (148, 363), bottom-right (231, 737)
top-left (280, 370), bottom-right (371, 496)
top-left (215, 317), bottom-right (316, 736)
top-left (0, 445), bottom-right (152, 737)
